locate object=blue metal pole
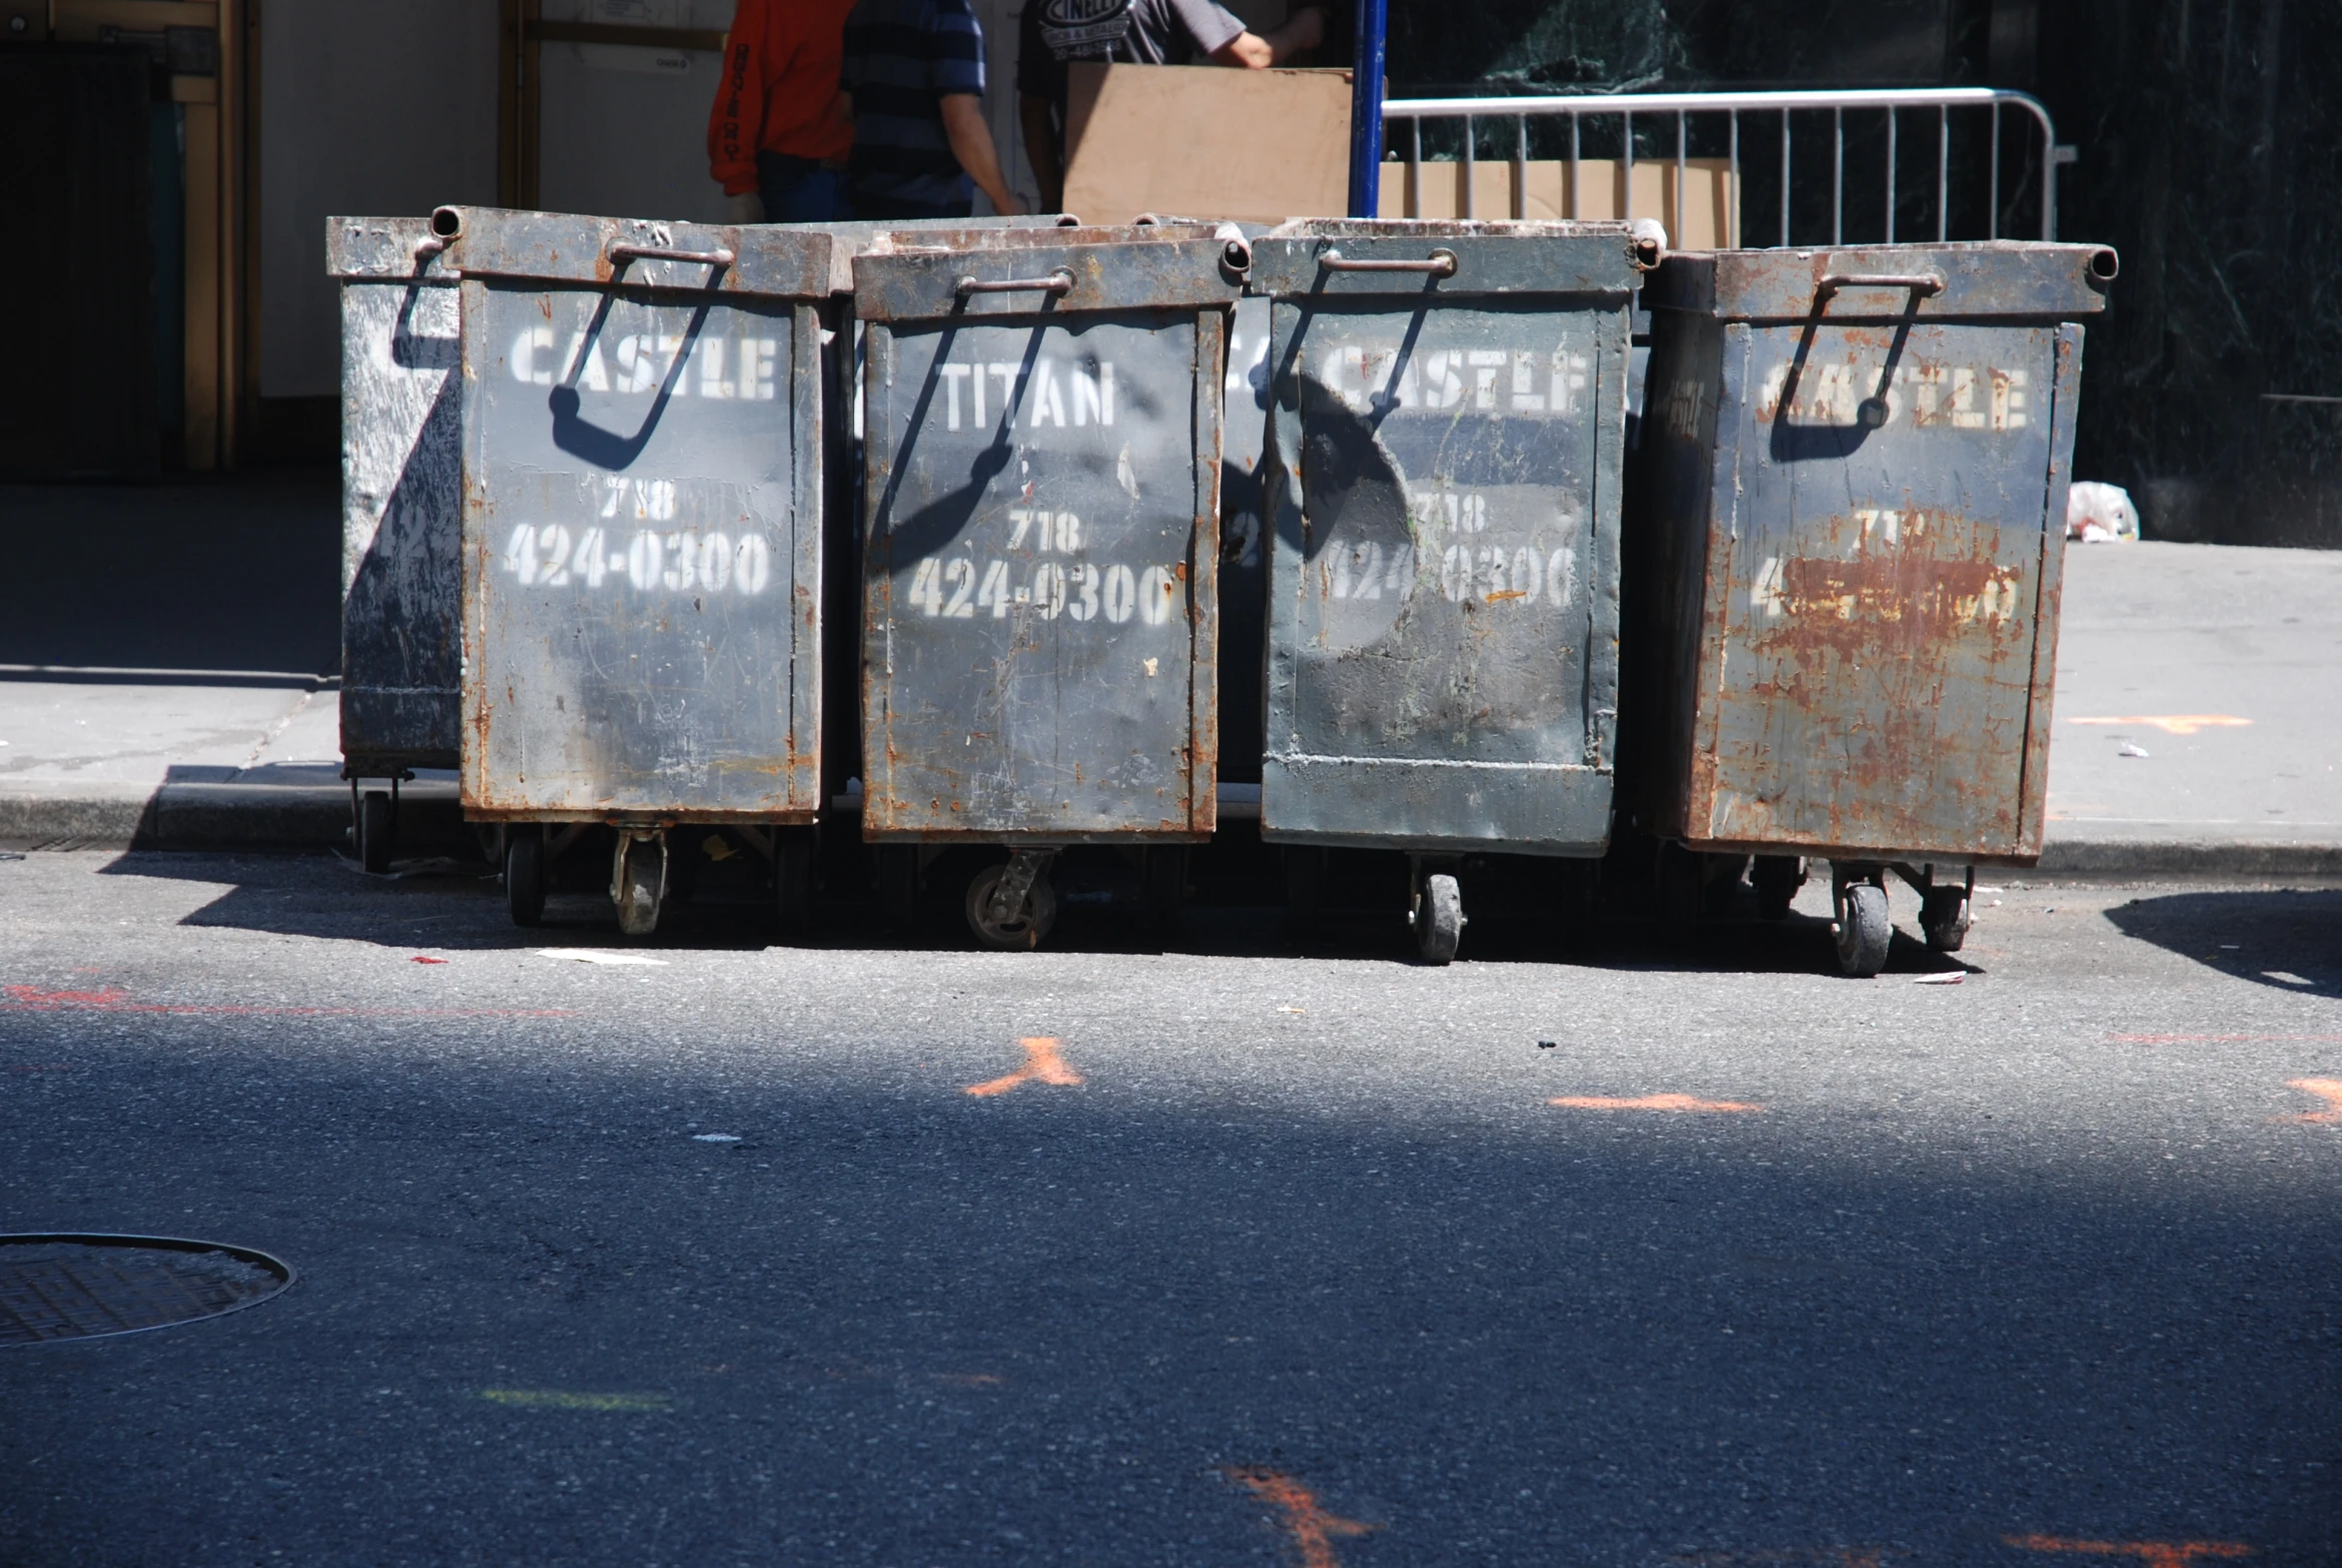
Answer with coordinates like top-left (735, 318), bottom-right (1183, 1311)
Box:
top-left (1347, 0), bottom-right (1387, 217)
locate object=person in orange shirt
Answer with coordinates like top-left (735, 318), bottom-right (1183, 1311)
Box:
top-left (707, 0), bottom-right (859, 223)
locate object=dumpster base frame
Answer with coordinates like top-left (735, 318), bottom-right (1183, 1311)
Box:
top-left (1260, 755), bottom-right (1613, 858)
top-left (1668, 834), bottom-right (2037, 870)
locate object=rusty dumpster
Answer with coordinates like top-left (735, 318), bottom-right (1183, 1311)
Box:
top-left (1625, 241), bottom-right (2116, 976)
top-left (854, 224), bottom-right (1246, 948)
top-left (442, 206), bottom-right (833, 935)
top-left (331, 216), bottom-right (464, 872)
top-left (1250, 219), bottom-right (1652, 964)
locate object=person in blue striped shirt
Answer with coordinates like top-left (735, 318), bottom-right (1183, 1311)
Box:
top-left (841, 0), bottom-right (1025, 220)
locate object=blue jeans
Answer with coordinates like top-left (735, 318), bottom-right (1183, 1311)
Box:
top-left (755, 153), bottom-right (851, 223)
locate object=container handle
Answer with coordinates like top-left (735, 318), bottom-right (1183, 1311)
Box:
top-left (608, 242), bottom-right (736, 270)
top-left (1320, 247), bottom-right (1458, 277)
top-left (956, 269), bottom-right (1076, 296)
top-left (1816, 272), bottom-right (1944, 299)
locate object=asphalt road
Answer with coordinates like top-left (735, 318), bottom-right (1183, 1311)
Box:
top-left (2, 851), bottom-right (2337, 1566)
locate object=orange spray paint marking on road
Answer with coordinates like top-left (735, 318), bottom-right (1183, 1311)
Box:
top-left (1225, 1469), bottom-right (1374, 1568)
top-left (2276, 1078), bottom-right (2342, 1124)
top-left (1549, 1094), bottom-right (1764, 1113)
top-left (2006, 1535), bottom-right (2250, 1566)
top-left (2065, 715), bottom-right (2251, 736)
top-left (965, 1037), bottom-right (1083, 1098)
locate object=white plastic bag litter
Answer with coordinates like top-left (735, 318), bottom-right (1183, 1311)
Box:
top-left (2066, 479), bottom-right (2139, 542)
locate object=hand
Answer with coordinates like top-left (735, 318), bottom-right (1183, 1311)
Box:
top-left (725, 191), bottom-right (765, 225)
top-left (991, 191), bottom-right (1028, 217)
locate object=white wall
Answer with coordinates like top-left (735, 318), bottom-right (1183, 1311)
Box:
top-left (535, 0), bottom-right (733, 226)
top-left (259, 0), bottom-right (500, 398)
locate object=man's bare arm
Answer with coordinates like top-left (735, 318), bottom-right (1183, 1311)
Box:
top-left (940, 93), bottom-right (1026, 216)
top-left (1019, 93), bottom-right (1065, 214)
top-left (1209, 5), bottom-right (1326, 68)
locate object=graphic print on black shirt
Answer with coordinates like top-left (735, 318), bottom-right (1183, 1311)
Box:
top-left (1031, 0), bottom-right (1134, 59)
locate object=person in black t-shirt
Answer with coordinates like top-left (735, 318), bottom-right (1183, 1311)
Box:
top-left (1017, 0), bottom-right (1327, 212)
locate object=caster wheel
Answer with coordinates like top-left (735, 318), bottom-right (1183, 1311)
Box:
top-left (1412, 872), bottom-right (1464, 966)
top-left (504, 829), bottom-right (546, 928)
top-left (1753, 855), bottom-right (1805, 921)
top-left (1922, 887), bottom-right (1970, 952)
top-left (614, 838), bottom-right (665, 937)
top-left (1141, 845), bottom-right (1182, 938)
top-left (775, 828), bottom-right (814, 936)
top-left (965, 863), bottom-right (1057, 951)
top-left (1835, 882), bottom-right (1891, 977)
top-left (358, 790), bottom-right (394, 874)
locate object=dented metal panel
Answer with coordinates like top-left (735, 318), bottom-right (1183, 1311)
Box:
top-left (1252, 220), bottom-right (1643, 854)
top-left (1630, 241), bottom-right (2109, 863)
top-left (857, 229), bottom-right (1241, 841)
top-left (448, 208), bottom-right (831, 821)
top-left (332, 217), bottom-right (462, 773)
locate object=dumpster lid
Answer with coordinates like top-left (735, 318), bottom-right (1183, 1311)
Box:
top-left (1643, 242), bottom-right (2118, 321)
top-left (326, 217), bottom-right (458, 281)
top-left (433, 206), bottom-right (832, 300)
top-left (1249, 218), bottom-right (1647, 299)
top-left (793, 214), bottom-right (1076, 296)
top-left (854, 225), bottom-right (1247, 321)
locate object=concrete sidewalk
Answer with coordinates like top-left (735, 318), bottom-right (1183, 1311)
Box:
top-left (2040, 539), bottom-right (2342, 873)
top-left (0, 541), bottom-right (2336, 873)
top-left (0, 674), bottom-right (456, 849)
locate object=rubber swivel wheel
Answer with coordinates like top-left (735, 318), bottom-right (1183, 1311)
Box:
top-left (504, 830), bottom-right (547, 928)
top-left (965, 864), bottom-right (1057, 951)
top-left (774, 828), bottom-right (814, 937)
top-left (1921, 887), bottom-right (1971, 953)
top-left (357, 790), bottom-right (393, 874)
top-left (1835, 883), bottom-right (1892, 978)
top-left (614, 840), bottom-right (665, 937)
top-left (1413, 873), bottom-right (1464, 966)
top-left (1753, 855), bottom-right (1804, 921)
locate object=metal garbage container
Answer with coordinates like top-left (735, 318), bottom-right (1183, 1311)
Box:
top-left (1625, 241), bottom-right (2116, 976)
top-left (854, 224), bottom-right (1247, 948)
top-left (331, 216), bottom-right (464, 872)
top-left (1249, 219), bottom-right (1654, 963)
top-left (441, 206), bottom-right (833, 935)
top-left (806, 217), bottom-right (1072, 903)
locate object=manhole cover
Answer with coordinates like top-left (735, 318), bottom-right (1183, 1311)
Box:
top-left (0, 1233), bottom-right (294, 1346)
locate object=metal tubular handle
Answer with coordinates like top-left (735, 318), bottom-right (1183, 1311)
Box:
top-left (955, 268), bottom-right (1076, 296)
top-left (1817, 272), bottom-right (1945, 295)
top-left (1319, 247), bottom-right (1458, 277)
top-left (608, 243), bottom-right (736, 268)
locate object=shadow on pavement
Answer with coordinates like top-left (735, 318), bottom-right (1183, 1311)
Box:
top-left (2102, 887), bottom-right (2342, 997)
top-left (0, 469), bottom-right (340, 675)
top-left (93, 849), bottom-right (1979, 981)
top-left (0, 982), bottom-right (2328, 1564)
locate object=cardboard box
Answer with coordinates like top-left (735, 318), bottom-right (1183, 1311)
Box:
top-left (1063, 63), bottom-right (1351, 226)
top-left (1379, 157), bottom-right (1741, 250)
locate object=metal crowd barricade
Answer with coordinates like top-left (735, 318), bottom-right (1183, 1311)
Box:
top-left (1251, 219), bottom-right (1652, 963)
top-left (440, 206), bottom-right (832, 936)
top-left (330, 216), bottom-right (464, 872)
top-left (1626, 241), bottom-right (2116, 976)
top-left (1379, 87), bottom-right (2064, 247)
top-left (853, 224), bottom-right (1247, 949)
